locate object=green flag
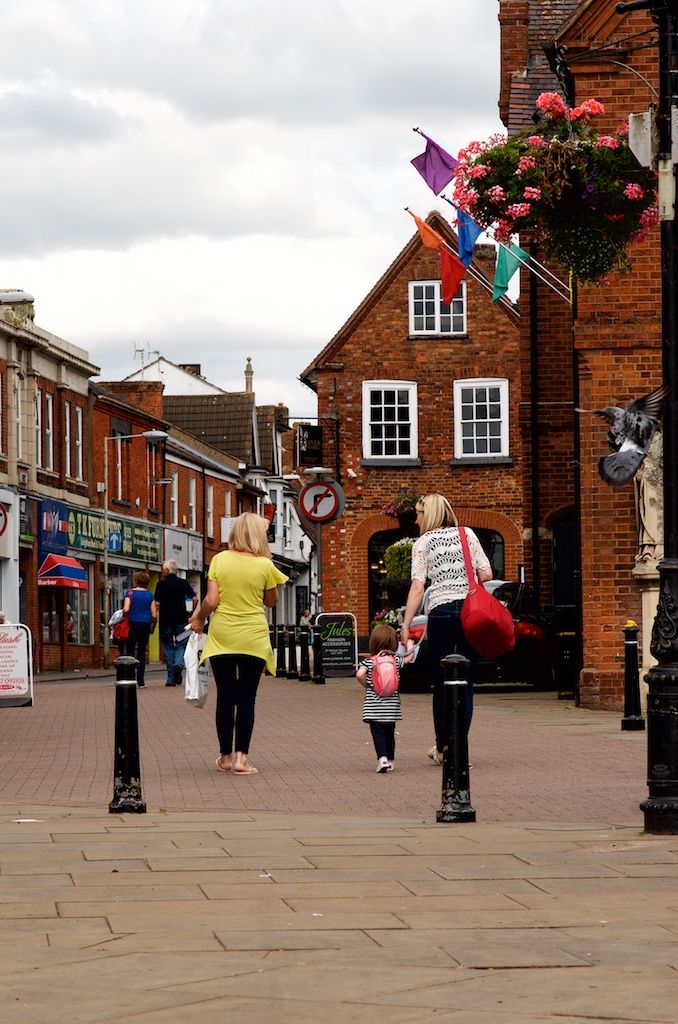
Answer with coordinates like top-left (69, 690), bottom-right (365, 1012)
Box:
top-left (493, 243), bottom-right (529, 303)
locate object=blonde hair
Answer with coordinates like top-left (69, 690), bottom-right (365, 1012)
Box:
top-left (416, 493), bottom-right (458, 534)
top-left (369, 623), bottom-right (398, 654)
top-left (228, 512), bottom-right (272, 558)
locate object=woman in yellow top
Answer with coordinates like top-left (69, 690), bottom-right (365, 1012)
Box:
top-left (189, 512), bottom-right (288, 775)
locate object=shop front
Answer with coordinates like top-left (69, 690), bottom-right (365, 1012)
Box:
top-left (164, 527), bottom-right (204, 599)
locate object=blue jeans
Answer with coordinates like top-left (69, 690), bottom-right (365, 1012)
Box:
top-left (427, 600), bottom-right (480, 746)
top-left (160, 624), bottom-right (189, 684)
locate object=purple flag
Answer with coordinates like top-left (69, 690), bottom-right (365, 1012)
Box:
top-left (411, 131), bottom-right (459, 195)
top-left (456, 209), bottom-right (483, 267)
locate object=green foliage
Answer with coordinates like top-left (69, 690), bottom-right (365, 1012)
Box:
top-left (384, 537), bottom-right (415, 584)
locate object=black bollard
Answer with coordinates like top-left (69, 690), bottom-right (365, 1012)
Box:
top-left (276, 624), bottom-right (288, 678)
top-left (287, 625), bottom-right (299, 679)
top-left (299, 625), bottom-right (312, 681)
top-left (312, 628), bottom-right (325, 685)
top-left (109, 656), bottom-right (146, 814)
top-left (437, 654), bottom-right (476, 823)
top-left (621, 620), bottom-right (645, 731)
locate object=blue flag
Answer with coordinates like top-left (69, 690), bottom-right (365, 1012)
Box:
top-left (456, 210), bottom-right (483, 267)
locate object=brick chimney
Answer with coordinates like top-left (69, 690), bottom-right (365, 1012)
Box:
top-left (498, 1), bottom-right (530, 128)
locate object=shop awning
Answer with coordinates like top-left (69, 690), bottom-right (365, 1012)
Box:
top-left (37, 553), bottom-right (88, 590)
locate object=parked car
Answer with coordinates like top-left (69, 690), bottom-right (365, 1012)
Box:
top-left (401, 581), bottom-right (556, 691)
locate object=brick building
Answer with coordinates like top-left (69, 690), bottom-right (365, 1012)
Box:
top-left (499, 0), bottom-right (663, 707)
top-left (300, 213), bottom-right (523, 636)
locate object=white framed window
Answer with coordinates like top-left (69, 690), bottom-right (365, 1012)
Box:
top-left (362, 380), bottom-right (418, 461)
top-left (64, 401), bottom-right (72, 478)
top-left (75, 406), bottom-right (83, 480)
top-left (170, 471), bottom-right (179, 526)
top-left (188, 476), bottom-right (197, 530)
top-left (409, 280), bottom-right (466, 335)
top-left (207, 483), bottom-right (214, 537)
top-left (35, 388), bottom-right (42, 468)
top-left (44, 393), bottom-right (54, 471)
top-left (454, 378), bottom-right (509, 459)
top-left (224, 488), bottom-right (232, 517)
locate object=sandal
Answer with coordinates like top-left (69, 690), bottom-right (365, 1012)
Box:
top-left (233, 764), bottom-right (259, 775)
top-left (215, 757), bottom-right (231, 772)
top-left (427, 745), bottom-right (443, 765)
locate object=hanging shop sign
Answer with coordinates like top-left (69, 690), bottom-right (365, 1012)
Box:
top-left (297, 424), bottom-right (324, 468)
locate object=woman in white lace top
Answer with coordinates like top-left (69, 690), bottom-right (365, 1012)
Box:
top-left (400, 494), bottom-right (492, 763)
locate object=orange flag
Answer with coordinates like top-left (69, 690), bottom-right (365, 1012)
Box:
top-left (440, 245), bottom-right (466, 305)
top-left (408, 210), bottom-right (445, 250)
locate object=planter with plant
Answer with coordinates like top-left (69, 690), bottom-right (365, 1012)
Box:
top-left (452, 93), bottom-right (658, 284)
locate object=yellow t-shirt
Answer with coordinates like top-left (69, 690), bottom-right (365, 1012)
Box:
top-left (201, 551), bottom-right (289, 675)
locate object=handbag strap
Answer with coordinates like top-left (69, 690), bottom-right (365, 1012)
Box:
top-left (458, 527), bottom-right (478, 593)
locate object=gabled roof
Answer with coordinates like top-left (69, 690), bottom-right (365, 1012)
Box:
top-left (163, 392), bottom-right (257, 466)
top-left (300, 211), bottom-right (515, 390)
top-left (123, 356), bottom-right (225, 396)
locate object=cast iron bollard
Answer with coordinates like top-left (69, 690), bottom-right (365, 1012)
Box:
top-left (299, 625), bottom-right (312, 681)
top-left (437, 654), bottom-right (476, 823)
top-left (109, 656), bottom-right (146, 814)
top-left (275, 624), bottom-right (288, 677)
top-left (287, 625), bottom-right (299, 679)
top-left (312, 628), bottom-right (325, 685)
top-left (621, 620), bottom-right (645, 731)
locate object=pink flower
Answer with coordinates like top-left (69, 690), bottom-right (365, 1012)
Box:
top-left (494, 220), bottom-right (514, 243)
top-left (623, 183), bottom-right (644, 200)
top-left (523, 186), bottom-right (541, 200)
top-left (535, 92), bottom-right (566, 117)
top-left (640, 206), bottom-right (659, 227)
top-left (581, 99), bottom-right (605, 116)
top-left (468, 164), bottom-right (489, 179)
top-left (596, 136), bottom-right (620, 149)
top-left (488, 185), bottom-right (506, 202)
top-left (518, 155), bottom-right (537, 172)
top-left (527, 135), bottom-right (548, 148)
top-left (507, 203), bottom-right (531, 218)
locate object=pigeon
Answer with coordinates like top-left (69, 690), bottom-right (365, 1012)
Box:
top-left (576, 383), bottom-right (669, 487)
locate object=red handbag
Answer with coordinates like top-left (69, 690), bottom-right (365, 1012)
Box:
top-left (458, 528), bottom-right (515, 658)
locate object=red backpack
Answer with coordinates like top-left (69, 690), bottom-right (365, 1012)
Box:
top-left (371, 652), bottom-right (399, 698)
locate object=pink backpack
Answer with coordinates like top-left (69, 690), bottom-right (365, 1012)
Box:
top-left (371, 652), bottom-right (399, 697)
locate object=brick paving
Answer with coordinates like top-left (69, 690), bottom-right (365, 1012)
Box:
top-left (0, 671), bottom-right (647, 824)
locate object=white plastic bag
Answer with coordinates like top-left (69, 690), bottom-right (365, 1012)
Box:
top-left (184, 632), bottom-right (208, 708)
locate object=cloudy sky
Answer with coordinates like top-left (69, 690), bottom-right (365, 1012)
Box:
top-left (0, 0), bottom-right (502, 419)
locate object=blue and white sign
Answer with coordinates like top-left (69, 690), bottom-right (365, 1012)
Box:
top-left (108, 531), bottom-right (122, 552)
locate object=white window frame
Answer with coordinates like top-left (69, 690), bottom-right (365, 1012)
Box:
top-left (170, 471), bottom-right (179, 526)
top-left (35, 388), bottom-right (42, 468)
top-left (362, 380), bottom-right (418, 462)
top-left (409, 279), bottom-right (466, 335)
top-left (44, 393), bottom-right (54, 471)
top-left (188, 477), bottom-right (197, 531)
top-left (206, 483), bottom-right (214, 537)
top-left (64, 401), bottom-right (72, 478)
top-left (75, 406), bottom-right (83, 480)
top-left (224, 488), bottom-right (232, 517)
top-left (453, 378), bottom-right (509, 460)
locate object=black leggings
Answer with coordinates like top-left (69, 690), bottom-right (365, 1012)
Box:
top-left (368, 721), bottom-right (396, 760)
top-left (210, 654), bottom-right (265, 755)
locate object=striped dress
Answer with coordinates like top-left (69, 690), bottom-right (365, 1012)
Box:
top-left (360, 655), bottom-right (404, 722)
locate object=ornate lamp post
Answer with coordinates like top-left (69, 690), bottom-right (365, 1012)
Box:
top-left (102, 429), bottom-right (168, 668)
top-left (616, 0), bottom-right (678, 832)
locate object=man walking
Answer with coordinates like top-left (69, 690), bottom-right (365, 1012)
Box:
top-left (154, 560), bottom-right (198, 687)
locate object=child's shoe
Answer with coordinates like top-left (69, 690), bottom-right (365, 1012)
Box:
top-left (386, 760), bottom-right (394, 771)
top-left (376, 756), bottom-right (389, 773)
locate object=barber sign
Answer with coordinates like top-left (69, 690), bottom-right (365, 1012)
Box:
top-left (0, 624), bottom-right (34, 706)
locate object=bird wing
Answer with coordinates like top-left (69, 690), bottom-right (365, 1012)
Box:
top-left (628, 383), bottom-right (669, 422)
top-left (598, 445), bottom-right (646, 487)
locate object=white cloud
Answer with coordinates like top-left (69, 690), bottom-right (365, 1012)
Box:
top-left (0, 0), bottom-right (503, 420)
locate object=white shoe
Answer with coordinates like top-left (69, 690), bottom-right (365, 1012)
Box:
top-left (386, 760), bottom-right (394, 772)
top-left (376, 756), bottom-right (389, 773)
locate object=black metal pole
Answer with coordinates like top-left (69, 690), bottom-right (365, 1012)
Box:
top-left (437, 654), bottom-right (476, 823)
top-left (109, 655), bottom-right (146, 814)
top-left (622, 620), bottom-right (646, 730)
top-left (299, 625), bottom-right (312, 681)
top-left (275, 623), bottom-right (288, 678)
top-left (627, 0), bottom-right (678, 832)
top-left (287, 625), bottom-right (299, 679)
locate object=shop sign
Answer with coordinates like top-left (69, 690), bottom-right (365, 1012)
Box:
top-left (67, 508), bottom-right (162, 564)
top-left (297, 424), bottom-right (323, 468)
top-left (38, 499), bottom-right (69, 555)
top-left (315, 612), bottom-right (357, 677)
top-left (0, 624), bottom-right (33, 705)
top-left (165, 528), bottom-right (189, 569)
top-left (19, 496), bottom-right (34, 544)
top-left (188, 535), bottom-right (203, 572)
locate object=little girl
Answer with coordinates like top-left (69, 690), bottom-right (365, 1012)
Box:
top-left (357, 623), bottom-right (414, 773)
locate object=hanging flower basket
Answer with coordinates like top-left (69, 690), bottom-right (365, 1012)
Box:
top-left (381, 489), bottom-right (420, 520)
top-left (452, 93), bottom-right (658, 285)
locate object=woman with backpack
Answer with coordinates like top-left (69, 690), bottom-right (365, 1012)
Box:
top-left (356, 623), bottom-right (414, 773)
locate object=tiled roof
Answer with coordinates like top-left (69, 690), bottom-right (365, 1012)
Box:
top-left (163, 393), bottom-right (256, 465)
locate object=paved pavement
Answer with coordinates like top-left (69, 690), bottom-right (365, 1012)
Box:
top-left (0, 670), bottom-right (676, 1022)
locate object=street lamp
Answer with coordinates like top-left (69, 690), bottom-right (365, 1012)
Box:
top-left (102, 429), bottom-right (168, 668)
